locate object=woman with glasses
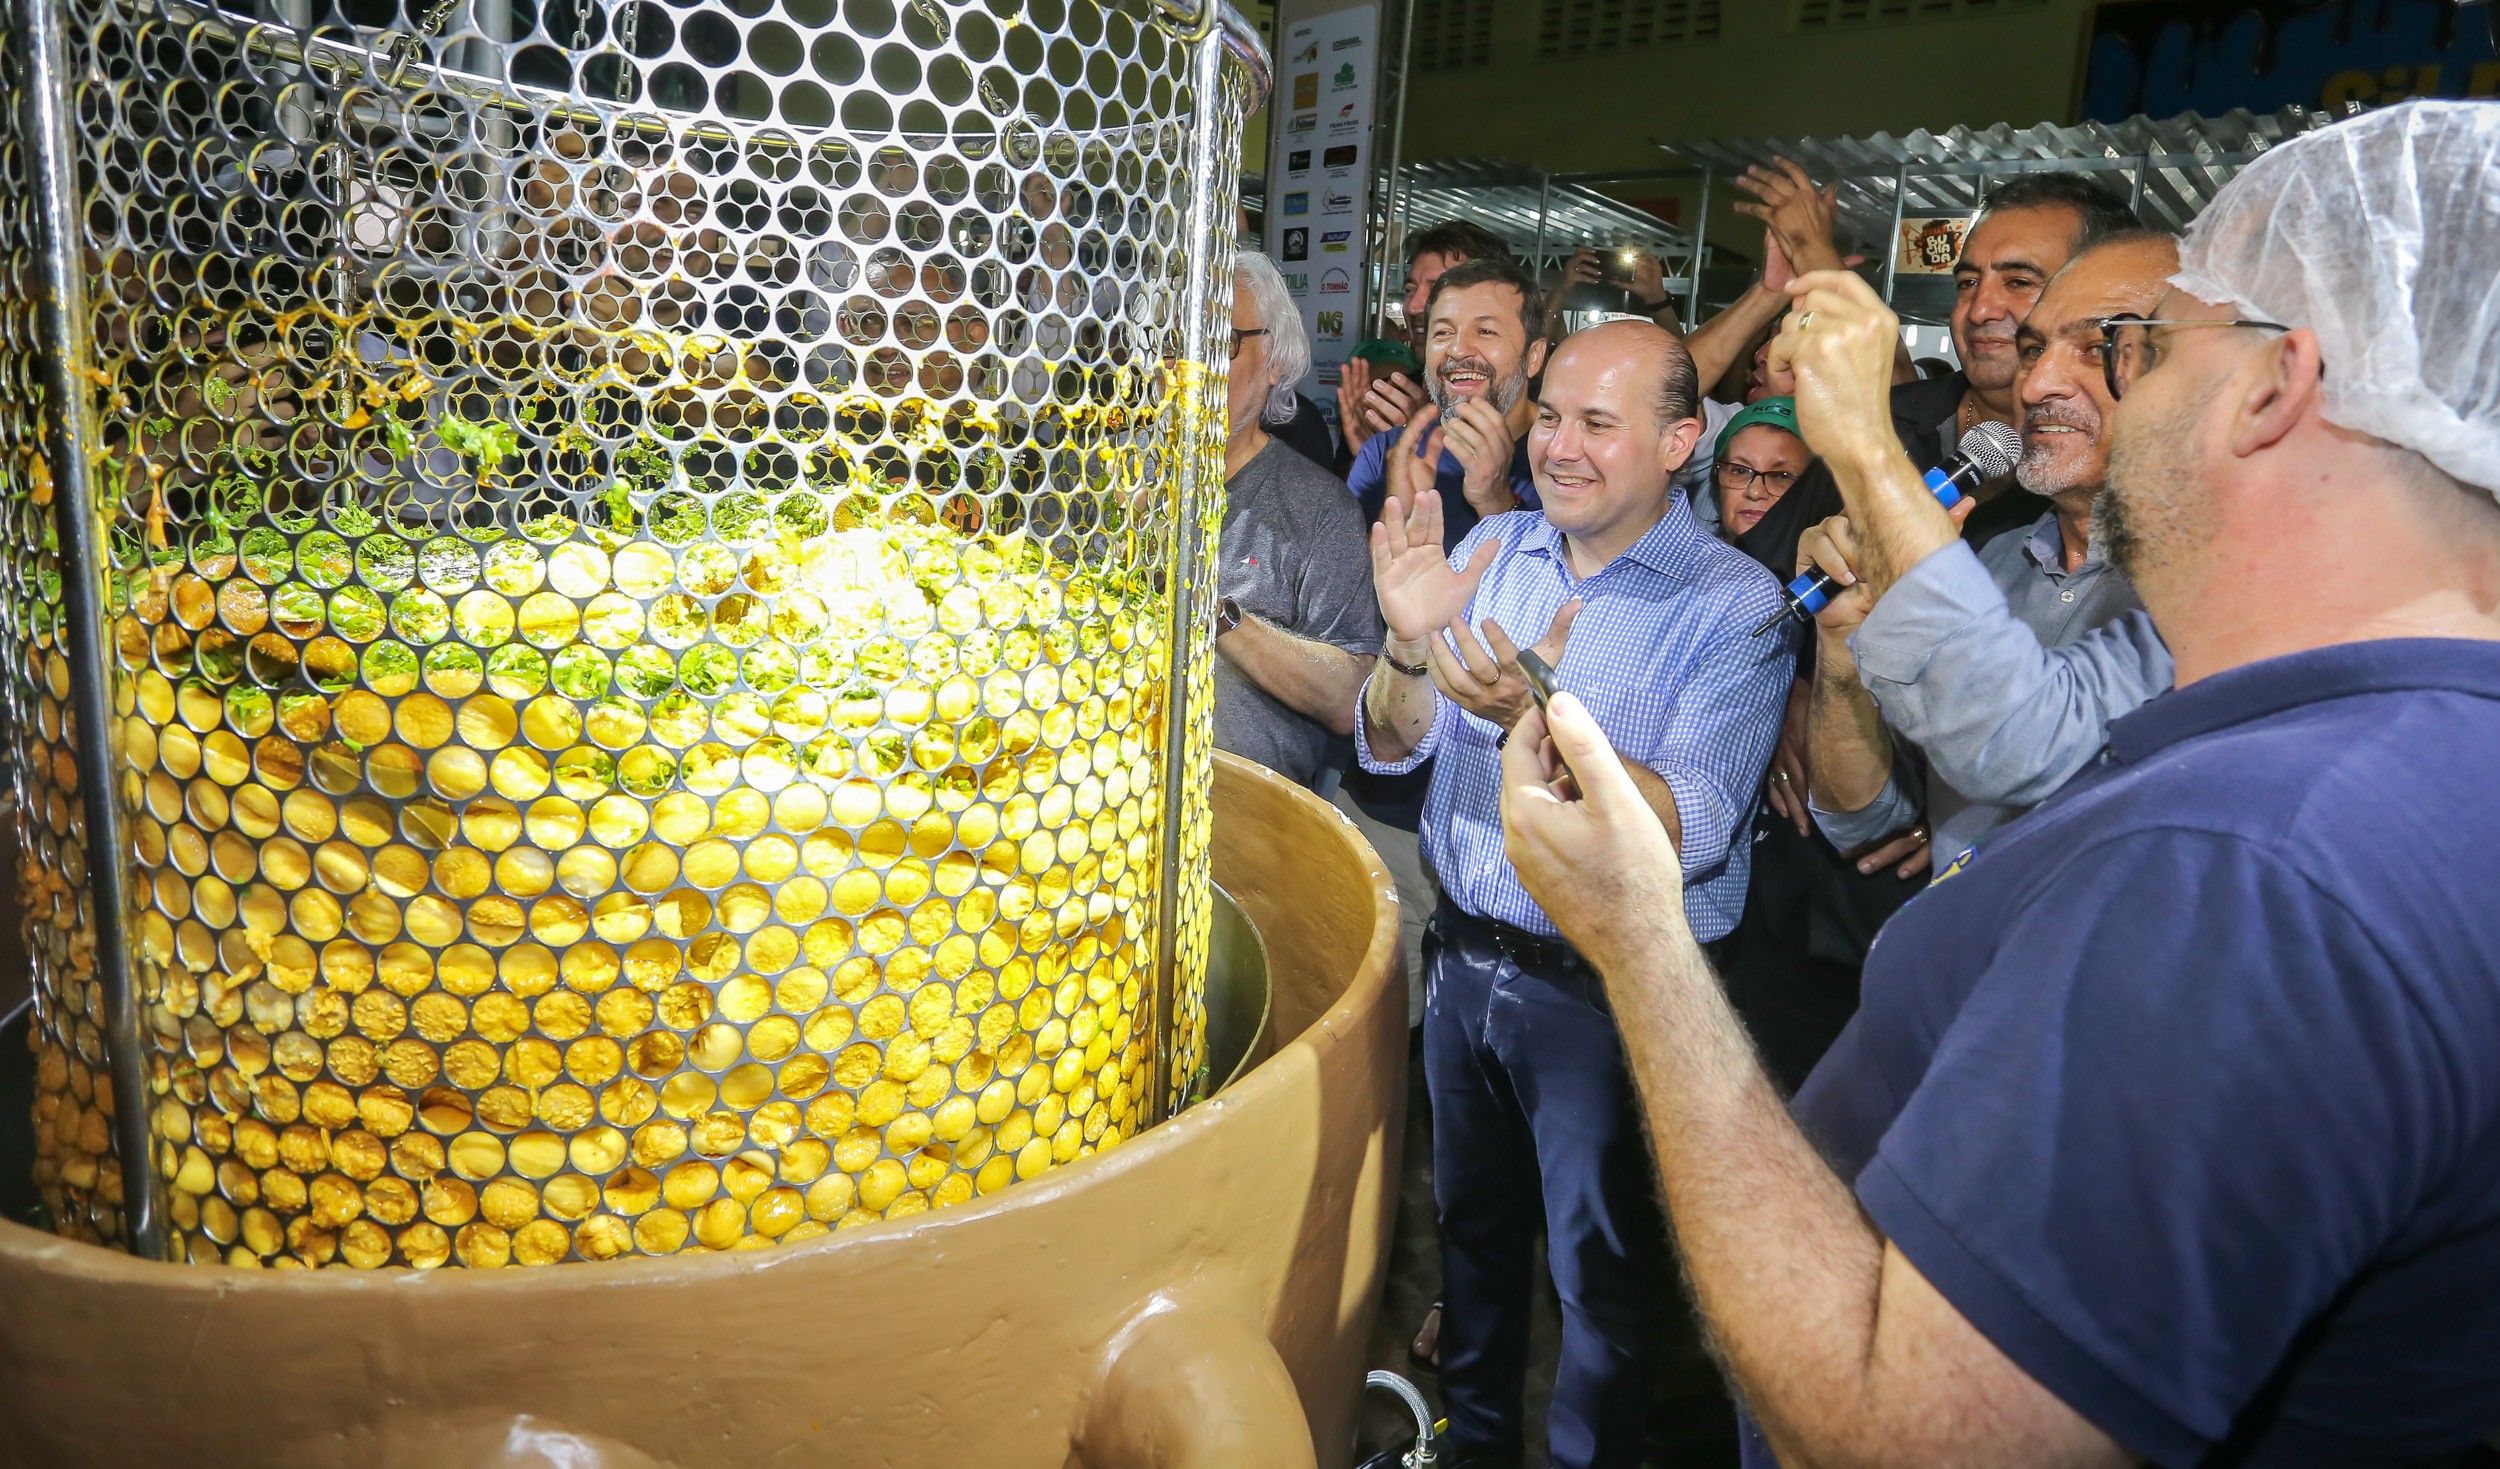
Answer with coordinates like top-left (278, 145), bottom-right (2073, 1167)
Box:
top-left (1702, 399), bottom-right (1928, 1093)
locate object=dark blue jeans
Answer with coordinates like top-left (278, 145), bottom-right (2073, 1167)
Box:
top-left (1425, 907), bottom-right (1671, 1469)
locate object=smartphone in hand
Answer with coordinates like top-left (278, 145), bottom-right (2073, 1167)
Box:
top-left (1514, 648), bottom-right (1572, 784)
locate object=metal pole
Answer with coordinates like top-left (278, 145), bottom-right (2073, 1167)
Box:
top-left (1532, 169), bottom-right (1550, 272)
top-left (1373, 0), bottom-right (1414, 337)
top-left (1881, 161), bottom-right (1908, 305)
top-left (1148, 24), bottom-right (1235, 1123)
top-left (2127, 147), bottom-right (2149, 217)
top-left (1685, 167), bottom-right (1710, 324)
top-left (15, 0), bottom-right (167, 1260)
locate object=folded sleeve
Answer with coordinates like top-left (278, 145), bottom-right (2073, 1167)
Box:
top-left (1850, 542), bottom-right (2173, 807)
top-left (1808, 762), bottom-right (1920, 854)
top-left (1857, 829), bottom-right (2454, 1464)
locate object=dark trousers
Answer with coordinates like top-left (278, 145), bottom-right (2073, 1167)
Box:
top-left (1426, 904), bottom-right (1671, 1469)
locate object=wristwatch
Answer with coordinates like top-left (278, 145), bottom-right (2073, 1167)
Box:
top-left (1216, 596), bottom-right (1243, 636)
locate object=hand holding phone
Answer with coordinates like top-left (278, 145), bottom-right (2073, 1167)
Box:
top-left (1514, 647), bottom-right (1572, 785)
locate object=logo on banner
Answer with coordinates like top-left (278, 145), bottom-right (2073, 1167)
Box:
top-left (1322, 190), bottom-right (1354, 215)
top-left (1331, 34), bottom-right (1362, 50)
top-left (1288, 111), bottom-right (1317, 135)
top-left (1896, 217), bottom-right (1970, 275)
top-left (1284, 272), bottom-right (1309, 293)
top-left (1333, 62), bottom-right (1357, 89)
top-left (1320, 229), bottom-right (1350, 253)
top-left (1283, 228), bottom-right (1309, 262)
top-left (1282, 191), bottom-right (1310, 216)
top-left (1329, 103), bottom-right (1361, 134)
top-left (1320, 268), bottom-right (1351, 295)
top-left (1322, 144), bottom-right (1359, 170)
top-left (1315, 310), bottom-right (1345, 339)
top-left (1290, 38), bottom-right (1317, 63)
top-left (1287, 149), bottom-right (1311, 173)
top-left (1291, 72), bottom-right (1318, 108)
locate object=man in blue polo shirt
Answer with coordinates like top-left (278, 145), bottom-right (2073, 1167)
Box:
top-left (1347, 255), bottom-right (1548, 547)
top-left (1497, 100), bottom-right (2500, 1468)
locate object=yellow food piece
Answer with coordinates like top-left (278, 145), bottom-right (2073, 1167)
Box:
top-left (99, 497), bottom-right (1193, 1268)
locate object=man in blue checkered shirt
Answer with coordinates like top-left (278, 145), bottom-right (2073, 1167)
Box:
top-left (1357, 317), bottom-right (1795, 1468)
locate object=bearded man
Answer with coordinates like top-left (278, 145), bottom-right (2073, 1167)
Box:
top-left (1348, 256), bottom-right (1549, 547)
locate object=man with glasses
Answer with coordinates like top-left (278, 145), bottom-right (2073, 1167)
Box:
top-left (1495, 99), bottom-right (2500, 1468)
top-left (1797, 230), bottom-right (2179, 875)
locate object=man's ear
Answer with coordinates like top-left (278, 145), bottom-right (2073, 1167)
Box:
top-left (1524, 335), bottom-right (1551, 381)
top-left (1660, 414), bottom-right (1704, 474)
top-left (2227, 327), bottom-right (2324, 462)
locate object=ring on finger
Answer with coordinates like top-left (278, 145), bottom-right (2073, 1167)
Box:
top-left (1798, 309), bottom-right (1817, 332)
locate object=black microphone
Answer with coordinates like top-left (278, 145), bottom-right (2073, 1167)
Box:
top-left (1750, 420), bottom-right (2023, 638)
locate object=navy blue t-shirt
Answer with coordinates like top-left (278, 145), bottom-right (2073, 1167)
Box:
top-left (1766, 639), bottom-right (2500, 1468)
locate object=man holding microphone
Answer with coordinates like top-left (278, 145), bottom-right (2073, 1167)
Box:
top-left (1498, 101), bottom-right (2500, 1468)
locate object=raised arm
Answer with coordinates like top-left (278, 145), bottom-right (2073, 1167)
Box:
top-left (1851, 555), bottom-right (2174, 806)
top-left (1358, 490), bottom-right (1497, 768)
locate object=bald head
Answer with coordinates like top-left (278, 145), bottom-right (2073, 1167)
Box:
top-left (1551, 319), bottom-right (1700, 432)
top-left (1530, 320), bottom-right (1709, 556)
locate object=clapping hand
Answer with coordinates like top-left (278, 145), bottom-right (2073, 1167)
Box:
top-left (1439, 396), bottom-right (1519, 519)
top-left (1371, 477), bottom-right (1499, 646)
top-left (1735, 158), bottom-right (1844, 275)
top-left (1336, 358), bottom-right (1379, 454)
top-left (1500, 693), bottom-right (1687, 971)
top-left (1428, 600), bottom-right (1582, 735)
top-left (1384, 403), bottom-right (1449, 521)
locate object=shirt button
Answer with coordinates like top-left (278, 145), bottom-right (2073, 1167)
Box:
top-left (2060, 590), bottom-right (2076, 602)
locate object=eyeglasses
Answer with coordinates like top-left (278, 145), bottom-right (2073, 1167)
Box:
top-left (2099, 314), bottom-right (2291, 401)
top-left (1715, 462), bottom-right (1799, 495)
top-left (1229, 327), bottom-right (1270, 362)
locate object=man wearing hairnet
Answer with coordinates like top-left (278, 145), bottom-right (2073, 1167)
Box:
top-left (1492, 98), bottom-right (2500, 1469)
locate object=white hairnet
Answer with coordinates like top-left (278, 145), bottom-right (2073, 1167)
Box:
top-left (2170, 99), bottom-right (2500, 494)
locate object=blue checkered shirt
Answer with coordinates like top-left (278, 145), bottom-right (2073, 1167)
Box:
top-left (1356, 498), bottom-right (1796, 943)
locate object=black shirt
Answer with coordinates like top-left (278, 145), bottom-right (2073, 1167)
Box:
top-left (1890, 369), bottom-right (2048, 546)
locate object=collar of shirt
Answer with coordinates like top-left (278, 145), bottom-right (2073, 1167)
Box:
top-left (1509, 492), bottom-right (1713, 585)
top-left (2106, 637), bottom-right (2500, 768)
top-left (2017, 509), bottom-right (2102, 583)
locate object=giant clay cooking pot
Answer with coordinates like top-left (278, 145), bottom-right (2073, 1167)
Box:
top-left (0, 754), bottom-right (1404, 1469)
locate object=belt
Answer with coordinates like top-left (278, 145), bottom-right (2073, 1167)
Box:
top-left (1431, 901), bottom-right (1592, 980)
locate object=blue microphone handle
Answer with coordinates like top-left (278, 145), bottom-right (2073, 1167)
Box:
top-left (1749, 464), bottom-right (1967, 638)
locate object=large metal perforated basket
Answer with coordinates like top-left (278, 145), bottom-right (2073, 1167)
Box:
top-left (0, 0), bottom-right (1265, 1267)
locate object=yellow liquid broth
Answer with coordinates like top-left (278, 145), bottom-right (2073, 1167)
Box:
top-left (110, 513), bottom-right (1177, 1268)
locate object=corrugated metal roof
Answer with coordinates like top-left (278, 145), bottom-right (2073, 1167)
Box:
top-left (1657, 106), bottom-right (2348, 241)
top-left (1392, 158), bottom-right (1697, 262)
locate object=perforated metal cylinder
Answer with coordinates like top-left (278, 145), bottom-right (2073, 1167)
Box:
top-left (1, 0), bottom-right (1264, 1267)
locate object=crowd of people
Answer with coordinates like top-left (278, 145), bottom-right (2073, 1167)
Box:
top-left (1209, 99), bottom-right (2500, 1469)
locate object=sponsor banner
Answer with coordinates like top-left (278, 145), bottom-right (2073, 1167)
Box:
top-left (1266, 3), bottom-right (1376, 397)
top-left (1896, 216), bottom-right (1971, 276)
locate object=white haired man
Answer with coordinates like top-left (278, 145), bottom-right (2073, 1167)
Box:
top-left (1214, 252), bottom-right (1382, 790)
top-left (1498, 99), bottom-right (2500, 1468)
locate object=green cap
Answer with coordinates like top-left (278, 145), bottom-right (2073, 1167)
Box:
top-left (1713, 395), bottom-right (1802, 464)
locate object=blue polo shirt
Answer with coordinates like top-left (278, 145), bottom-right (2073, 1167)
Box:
top-left (1767, 639), bottom-right (2500, 1467)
